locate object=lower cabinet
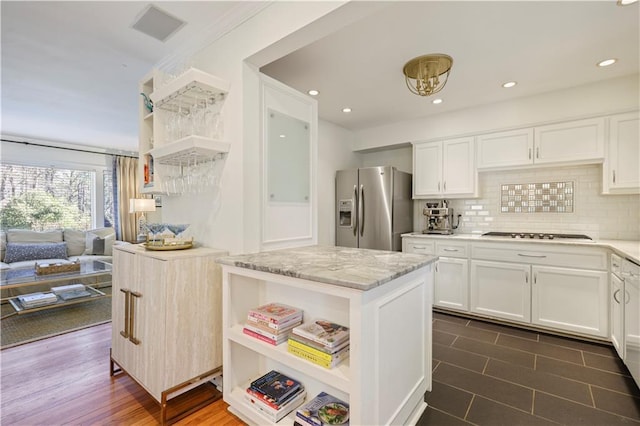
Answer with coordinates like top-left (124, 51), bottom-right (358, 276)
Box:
top-left (470, 260), bottom-right (531, 323)
top-left (111, 244), bottom-right (227, 420)
top-left (611, 270), bottom-right (625, 358)
top-left (531, 265), bottom-right (608, 338)
top-left (435, 257), bottom-right (468, 311)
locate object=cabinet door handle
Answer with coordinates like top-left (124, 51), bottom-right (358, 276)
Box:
top-left (435, 262), bottom-right (438, 273)
top-left (536, 147), bottom-right (539, 159)
top-left (443, 181), bottom-right (447, 191)
top-left (119, 289), bottom-right (130, 339)
top-left (613, 289), bottom-right (621, 304)
top-left (525, 271), bottom-right (529, 284)
top-left (613, 170), bottom-right (616, 184)
top-left (534, 273), bottom-right (537, 284)
top-left (528, 148), bottom-right (532, 160)
top-left (129, 291), bottom-right (142, 345)
top-left (443, 248), bottom-right (459, 252)
top-left (517, 253), bottom-right (547, 258)
top-left (438, 182), bottom-right (441, 192)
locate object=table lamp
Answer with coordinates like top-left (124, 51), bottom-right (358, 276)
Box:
top-left (129, 198), bottom-right (156, 242)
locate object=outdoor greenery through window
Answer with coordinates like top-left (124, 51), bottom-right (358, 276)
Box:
top-left (0, 163), bottom-right (112, 231)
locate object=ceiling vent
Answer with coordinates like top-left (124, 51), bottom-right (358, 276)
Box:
top-left (132, 4), bottom-right (186, 42)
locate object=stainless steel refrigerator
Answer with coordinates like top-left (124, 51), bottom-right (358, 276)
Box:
top-left (336, 166), bottom-right (412, 251)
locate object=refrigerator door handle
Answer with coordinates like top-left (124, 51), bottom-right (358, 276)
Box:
top-left (358, 184), bottom-right (364, 237)
top-left (352, 185), bottom-right (358, 236)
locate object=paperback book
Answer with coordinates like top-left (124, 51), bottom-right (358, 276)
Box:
top-left (292, 319), bottom-right (349, 348)
top-left (242, 327), bottom-right (288, 345)
top-left (248, 302), bottom-right (303, 325)
top-left (287, 343), bottom-right (350, 369)
top-left (244, 387), bottom-right (306, 423)
top-left (250, 370), bottom-right (303, 404)
top-left (244, 322), bottom-right (296, 341)
top-left (247, 314), bottom-right (303, 332)
top-left (296, 392), bottom-right (350, 426)
top-left (288, 333), bottom-right (350, 355)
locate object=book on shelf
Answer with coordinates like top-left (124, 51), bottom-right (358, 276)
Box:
top-left (244, 322), bottom-right (296, 341)
top-left (244, 386), bottom-right (306, 423)
top-left (287, 343), bottom-right (350, 369)
top-left (248, 302), bottom-right (303, 325)
top-left (247, 314), bottom-right (303, 332)
top-left (242, 327), bottom-right (288, 346)
top-left (288, 333), bottom-right (350, 355)
top-left (51, 283), bottom-right (86, 295)
top-left (18, 292), bottom-right (58, 308)
top-left (287, 338), bottom-right (350, 362)
top-left (296, 391), bottom-right (349, 426)
top-left (292, 319), bottom-right (349, 348)
top-left (250, 370), bottom-right (303, 404)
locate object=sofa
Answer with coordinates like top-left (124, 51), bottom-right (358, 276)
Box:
top-left (0, 227), bottom-right (118, 270)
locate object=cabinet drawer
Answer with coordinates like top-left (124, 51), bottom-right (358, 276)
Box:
top-left (471, 243), bottom-right (607, 270)
top-left (436, 241), bottom-right (469, 258)
top-left (403, 238), bottom-right (435, 255)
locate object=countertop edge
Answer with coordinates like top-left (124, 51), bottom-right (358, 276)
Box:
top-left (401, 233), bottom-right (640, 265)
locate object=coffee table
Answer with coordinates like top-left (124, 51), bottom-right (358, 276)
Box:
top-left (0, 260), bottom-right (112, 318)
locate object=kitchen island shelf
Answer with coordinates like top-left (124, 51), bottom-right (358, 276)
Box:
top-left (218, 245), bottom-right (436, 426)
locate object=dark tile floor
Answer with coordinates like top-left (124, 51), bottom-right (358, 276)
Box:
top-left (418, 311), bottom-right (640, 425)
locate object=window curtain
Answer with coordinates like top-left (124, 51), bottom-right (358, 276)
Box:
top-left (112, 156), bottom-right (139, 242)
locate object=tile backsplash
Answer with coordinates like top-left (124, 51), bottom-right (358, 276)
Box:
top-left (416, 164), bottom-right (640, 241)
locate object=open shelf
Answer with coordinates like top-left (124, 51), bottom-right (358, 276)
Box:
top-left (150, 68), bottom-right (230, 113)
top-left (149, 136), bottom-right (230, 166)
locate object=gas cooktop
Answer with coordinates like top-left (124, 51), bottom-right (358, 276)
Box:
top-left (482, 232), bottom-right (593, 241)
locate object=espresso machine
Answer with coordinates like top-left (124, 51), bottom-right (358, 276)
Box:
top-left (422, 200), bottom-right (459, 234)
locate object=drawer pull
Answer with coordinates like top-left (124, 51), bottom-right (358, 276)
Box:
top-left (413, 246), bottom-right (427, 250)
top-left (517, 253), bottom-right (547, 258)
top-left (443, 248), bottom-right (459, 252)
top-left (613, 289), bottom-right (621, 304)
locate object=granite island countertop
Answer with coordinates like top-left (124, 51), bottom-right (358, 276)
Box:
top-left (216, 245), bottom-right (437, 291)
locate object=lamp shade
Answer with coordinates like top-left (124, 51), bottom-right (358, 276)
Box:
top-left (129, 198), bottom-right (156, 213)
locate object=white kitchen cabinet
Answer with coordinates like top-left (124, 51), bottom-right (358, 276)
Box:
top-left (111, 244), bottom-right (227, 423)
top-left (611, 253), bottom-right (624, 358)
top-left (471, 242), bottom-right (609, 338)
top-left (477, 128), bottom-right (534, 169)
top-left (534, 117), bottom-right (605, 165)
top-left (470, 260), bottom-right (531, 323)
top-left (413, 137), bottom-right (476, 198)
top-left (531, 265), bottom-right (608, 338)
top-left (623, 259), bottom-right (640, 387)
top-left (603, 111), bottom-right (640, 194)
top-left (434, 241), bottom-right (469, 312)
top-left (219, 257), bottom-right (434, 426)
top-left (477, 117), bottom-right (605, 170)
top-left (402, 237), bottom-right (435, 255)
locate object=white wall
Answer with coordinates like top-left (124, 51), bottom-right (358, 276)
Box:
top-left (353, 74), bottom-right (639, 151)
top-left (317, 120), bottom-right (359, 245)
top-left (413, 164), bottom-right (640, 241)
top-left (159, 2), bottom-right (349, 255)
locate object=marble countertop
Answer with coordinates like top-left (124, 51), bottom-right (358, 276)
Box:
top-left (216, 245), bottom-right (437, 291)
top-left (402, 232), bottom-right (640, 265)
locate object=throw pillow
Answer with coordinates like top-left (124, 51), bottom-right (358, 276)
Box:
top-left (84, 233), bottom-right (115, 256)
top-left (63, 229), bottom-right (86, 257)
top-left (3, 242), bottom-right (68, 264)
top-left (6, 229), bottom-right (63, 243)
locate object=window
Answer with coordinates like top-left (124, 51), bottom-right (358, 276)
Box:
top-left (0, 163), bottom-right (113, 231)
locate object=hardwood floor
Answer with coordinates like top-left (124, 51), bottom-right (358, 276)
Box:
top-left (0, 323), bottom-right (244, 425)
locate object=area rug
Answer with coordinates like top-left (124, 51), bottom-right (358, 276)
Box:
top-left (1, 287), bottom-right (112, 349)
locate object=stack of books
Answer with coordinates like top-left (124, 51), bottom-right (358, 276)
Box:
top-left (244, 370), bottom-right (306, 422)
top-left (18, 292), bottom-right (58, 308)
top-left (51, 283), bottom-right (91, 301)
top-left (288, 319), bottom-right (350, 368)
top-left (295, 391), bottom-right (350, 426)
top-left (243, 302), bottom-right (303, 346)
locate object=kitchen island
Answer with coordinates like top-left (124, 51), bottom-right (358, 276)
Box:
top-left (217, 245), bottom-right (437, 426)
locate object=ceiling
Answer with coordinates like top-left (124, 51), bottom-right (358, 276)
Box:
top-left (1, 1), bottom-right (638, 154)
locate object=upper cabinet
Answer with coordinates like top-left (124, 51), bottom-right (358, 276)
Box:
top-left (477, 117), bottom-right (605, 170)
top-left (603, 111), bottom-right (640, 195)
top-left (413, 137), bottom-right (477, 199)
top-left (138, 68), bottom-right (231, 194)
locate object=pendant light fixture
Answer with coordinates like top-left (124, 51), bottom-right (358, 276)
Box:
top-left (403, 54), bottom-right (453, 97)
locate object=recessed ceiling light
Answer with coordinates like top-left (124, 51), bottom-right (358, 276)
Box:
top-left (307, 90), bottom-right (319, 96)
top-left (597, 58), bottom-right (617, 67)
top-left (342, 107), bottom-right (352, 113)
top-left (432, 98), bottom-right (443, 104)
top-left (279, 134), bottom-right (286, 138)
top-left (617, 0), bottom-right (638, 6)
top-left (502, 81), bottom-right (517, 88)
